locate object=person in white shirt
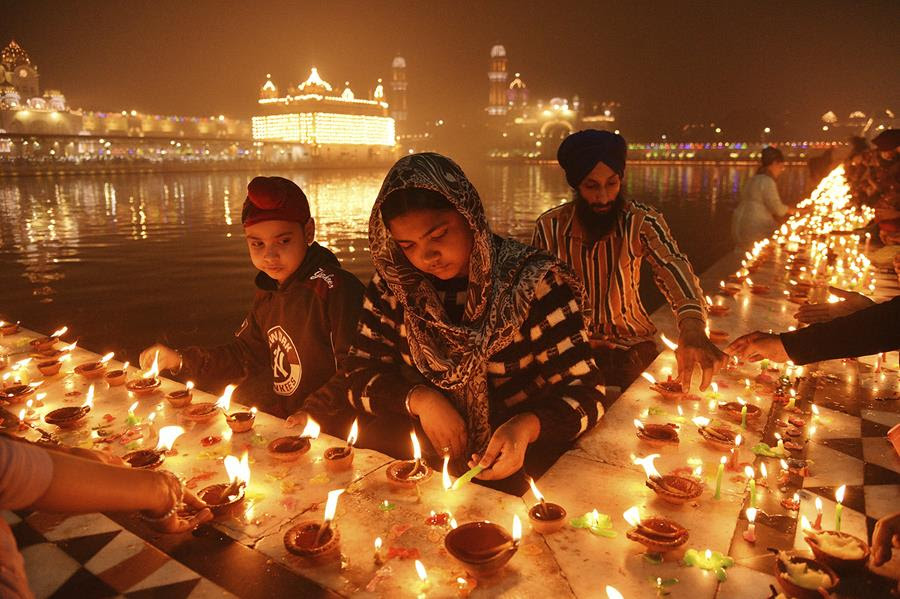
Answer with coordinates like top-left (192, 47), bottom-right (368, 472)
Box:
top-left (731, 146), bottom-right (792, 248)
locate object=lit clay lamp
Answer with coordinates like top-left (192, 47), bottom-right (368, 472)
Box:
top-left (45, 384), bottom-right (94, 429)
top-left (199, 451), bottom-right (250, 520)
top-left (224, 407), bottom-right (257, 433)
top-left (747, 278), bottom-right (770, 295)
top-left (527, 477), bottom-right (567, 534)
top-left (30, 326), bottom-right (68, 353)
top-left (623, 506), bottom-right (688, 557)
top-left (165, 381), bottom-right (194, 408)
top-left (74, 352), bottom-right (115, 380)
top-left (718, 281), bottom-right (742, 297)
top-left (183, 384), bottom-right (234, 424)
top-left (693, 417), bottom-right (739, 452)
top-left (634, 419), bottom-right (679, 447)
top-left (123, 425), bottom-right (184, 469)
top-left (803, 528), bottom-right (870, 575)
top-left (37, 351), bottom-right (74, 377)
top-left (705, 296), bottom-right (729, 317)
top-left (125, 351), bottom-right (161, 396)
top-left (634, 453), bottom-right (702, 506)
top-left (773, 550), bottom-right (839, 599)
top-left (720, 400), bottom-right (760, 424)
top-left (267, 417), bottom-right (320, 462)
top-left (324, 418), bottom-right (358, 472)
top-left (445, 514), bottom-right (521, 579)
top-left (642, 372), bottom-right (684, 402)
top-left (2, 381), bottom-right (41, 404)
top-left (284, 488), bottom-right (345, 565)
top-left (104, 361), bottom-right (129, 386)
top-left (386, 431), bottom-right (433, 490)
top-left (0, 320), bottom-right (21, 336)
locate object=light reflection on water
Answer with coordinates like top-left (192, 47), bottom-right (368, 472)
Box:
top-left (0, 163), bottom-right (806, 359)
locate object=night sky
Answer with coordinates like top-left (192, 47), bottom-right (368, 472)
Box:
top-left (3, 0), bottom-right (898, 138)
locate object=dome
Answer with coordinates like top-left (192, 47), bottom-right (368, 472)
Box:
top-left (1, 40), bottom-right (32, 69)
top-left (509, 73), bottom-right (526, 89)
top-left (490, 44), bottom-right (506, 58)
top-left (341, 82), bottom-right (354, 101)
top-left (298, 67), bottom-right (333, 94)
top-left (260, 74), bottom-right (278, 98)
top-left (392, 55), bottom-right (406, 69)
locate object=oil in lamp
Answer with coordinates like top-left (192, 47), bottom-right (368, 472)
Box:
top-left (623, 505), bottom-right (688, 556)
top-left (324, 418), bottom-right (358, 472)
top-left (444, 514), bottom-right (521, 579)
top-left (386, 431), bottom-right (433, 490)
top-left (45, 384), bottom-right (94, 428)
top-left (267, 417), bottom-right (320, 461)
top-left (104, 361), bottom-right (129, 386)
top-left (634, 453), bottom-right (702, 505)
top-left (199, 451), bottom-right (250, 519)
top-left (526, 477), bottom-right (566, 534)
top-left (126, 351), bottom-right (161, 396)
top-left (124, 425), bottom-right (184, 469)
top-left (634, 419), bottom-right (679, 446)
top-left (74, 352), bottom-right (115, 379)
top-left (283, 488), bottom-right (345, 564)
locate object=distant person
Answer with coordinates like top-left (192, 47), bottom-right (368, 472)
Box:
top-left (140, 176), bottom-right (364, 419)
top-left (731, 146), bottom-right (793, 249)
top-left (532, 130), bottom-right (725, 390)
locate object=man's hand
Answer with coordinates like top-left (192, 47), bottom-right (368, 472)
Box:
top-left (408, 386), bottom-right (468, 461)
top-left (139, 344), bottom-right (181, 373)
top-left (676, 320), bottom-right (727, 391)
top-left (726, 331), bottom-right (790, 363)
top-left (794, 287), bottom-right (874, 325)
top-left (285, 409), bottom-right (308, 429)
top-left (468, 413), bottom-right (540, 481)
top-left (872, 511), bottom-right (900, 566)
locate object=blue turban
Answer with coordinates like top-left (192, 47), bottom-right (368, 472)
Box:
top-left (556, 130), bottom-right (627, 188)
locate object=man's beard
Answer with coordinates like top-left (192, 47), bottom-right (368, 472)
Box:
top-left (574, 191), bottom-right (625, 242)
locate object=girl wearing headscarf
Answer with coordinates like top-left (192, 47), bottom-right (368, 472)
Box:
top-left (731, 146), bottom-right (793, 249)
top-left (343, 153), bottom-right (607, 490)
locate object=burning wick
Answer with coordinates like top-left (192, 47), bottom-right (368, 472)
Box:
top-left (414, 559), bottom-right (429, 594)
top-left (528, 477), bottom-right (548, 518)
top-left (606, 587), bottom-right (624, 599)
top-left (315, 488), bottom-right (345, 547)
top-left (220, 451), bottom-right (250, 502)
top-left (374, 536), bottom-right (383, 565)
top-left (410, 431), bottom-right (423, 475)
top-left (442, 454), bottom-right (452, 492)
top-left (214, 384), bottom-right (237, 412)
top-left (743, 507), bottom-right (757, 543)
top-left (834, 484), bottom-right (846, 532)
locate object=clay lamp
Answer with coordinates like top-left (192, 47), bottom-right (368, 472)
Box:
top-left (693, 417), bottom-right (739, 451)
top-left (634, 453), bottom-right (702, 505)
top-left (718, 280), bottom-right (741, 296)
top-left (803, 528), bottom-right (870, 575)
top-left (642, 372), bottom-right (684, 401)
top-left (746, 278), bottom-right (770, 295)
top-left (444, 514), bottom-right (521, 579)
top-left (183, 383), bottom-right (234, 424)
top-left (200, 451), bottom-right (250, 520)
top-left (104, 361), bottom-right (129, 387)
top-left (386, 431), bottom-right (433, 490)
top-left (30, 326), bottom-right (68, 353)
top-left (2, 381), bottom-right (41, 404)
top-left (165, 381), bottom-right (194, 407)
top-left (45, 384), bottom-right (94, 428)
top-left (284, 488), bottom-right (345, 565)
top-left (705, 295), bottom-right (730, 317)
top-left (527, 477), bottom-right (566, 534)
top-left (634, 419), bottom-right (679, 447)
top-left (773, 550), bottom-right (839, 599)
top-left (324, 418), bottom-right (359, 472)
top-left (225, 407), bottom-right (257, 433)
top-left (623, 506), bottom-right (689, 556)
top-left (708, 329), bottom-right (729, 344)
top-left (37, 352), bottom-right (72, 377)
top-left (268, 416), bottom-right (320, 461)
top-left (74, 351), bottom-right (115, 380)
top-left (720, 400), bottom-right (760, 424)
top-left (0, 320), bottom-right (21, 336)
top-left (123, 425), bottom-right (184, 470)
top-left (126, 351), bottom-right (162, 396)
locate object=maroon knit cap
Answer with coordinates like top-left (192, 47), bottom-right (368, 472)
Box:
top-left (241, 176), bottom-right (310, 226)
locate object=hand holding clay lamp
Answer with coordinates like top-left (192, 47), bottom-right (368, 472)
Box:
top-left (284, 488), bottom-right (345, 565)
top-left (386, 431), bottom-right (433, 490)
top-left (74, 352), bottom-right (115, 380)
top-left (126, 350), bottom-right (161, 396)
top-left (104, 361), bottom-right (129, 386)
top-left (30, 326), bottom-right (68, 353)
top-left (183, 383), bottom-right (234, 423)
top-left (124, 425), bottom-right (184, 469)
top-left (268, 416), bottom-right (319, 461)
top-left (199, 451), bottom-right (250, 520)
top-left (324, 418), bottom-right (358, 472)
top-left (45, 384), bottom-right (94, 428)
top-left (165, 381), bottom-right (194, 407)
top-left (692, 416), bottom-right (739, 452)
top-left (773, 550), bottom-right (839, 599)
top-left (0, 320), bottom-right (21, 336)
top-left (527, 477), bottom-right (566, 534)
top-left (445, 514), bottom-right (521, 579)
top-left (634, 453), bottom-right (702, 505)
top-left (623, 505), bottom-right (689, 556)
top-left (642, 372), bottom-right (684, 401)
top-left (803, 526), bottom-right (870, 574)
top-left (634, 419), bottom-right (679, 447)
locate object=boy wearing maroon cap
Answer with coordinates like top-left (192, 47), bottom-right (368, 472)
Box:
top-left (140, 176), bottom-right (365, 418)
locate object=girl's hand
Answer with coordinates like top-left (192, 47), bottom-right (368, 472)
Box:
top-left (408, 386), bottom-right (467, 461)
top-left (468, 413), bottom-right (540, 481)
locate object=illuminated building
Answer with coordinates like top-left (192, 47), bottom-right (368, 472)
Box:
top-left (251, 66), bottom-right (397, 163)
top-left (390, 55), bottom-right (408, 133)
top-left (487, 45), bottom-right (509, 117)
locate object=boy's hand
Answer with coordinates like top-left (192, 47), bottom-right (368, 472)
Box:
top-left (794, 287), bottom-right (874, 325)
top-left (468, 413), bottom-right (540, 481)
top-left (872, 511), bottom-right (900, 566)
top-left (407, 386), bottom-right (467, 461)
top-left (139, 344), bottom-right (181, 373)
top-left (726, 331), bottom-right (790, 363)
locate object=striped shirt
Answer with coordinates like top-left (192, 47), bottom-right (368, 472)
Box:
top-left (344, 270), bottom-right (608, 444)
top-left (532, 200), bottom-right (706, 348)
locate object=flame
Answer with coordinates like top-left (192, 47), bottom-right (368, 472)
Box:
top-left (692, 416), bottom-right (710, 427)
top-left (720, 456), bottom-right (727, 466)
top-left (779, 459), bottom-right (788, 470)
top-left (147, 412), bottom-right (156, 424)
top-left (250, 407), bottom-right (258, 415)
top-left (83, 384), bottom-right (95, 409)
top-left (512, 514), bottom-right (522, 542)
top-left (214, 384), bottom-right (236, 411)
top-left (414, 559), bottom-right (427, 582)
top-left (60, 341), bottom-right (78, 353)
top-left (735, 434), bottom-right (742, 447)
top-left (737, 397), bottom-right (746, 406)
top-left (800, 515), bottom-right (812, 532)
top-left (25, 399), bottom-right (33, 409)
top-left (99, 352), bottom-right (114, 364)
top-left (185, 381), bottom-right (194, 391)
top-left (155, 426), bottom-right (184, 452)
top-left (705, 295), bottom-right (713, 305)
top-left (442, 455), bottom-right (452, 491)
top-left (374, 536), bottom-right (382, 550)
top-left (224, 451), bottom-right (251, 487)
top-left (746, 278), bottom-right (754, 287)
top-left (759, 463), bottom-right (767, 478)
top-left (815, 497), bottom-right (822, 512)
top-left (632, 453), bottom-right (661, 479)
top-left (449, 517), bottom-right (458, 529)
top-left (121, 361), bottom-right (130, 371)
top-left (36, 392), bottom-right (46, 402)
top-left (660, 333), bottom-right (678, 351)
top-left (746, 507), bottom-right (757, 523)
top-left (28, 381), bottom-right (43, 389)
top-left (633, 419), bottom-right (645, 430)
top-left (835, 484), bottom-right (846, 504)
top-left (827, 294), bottom-right (843, 304)
top-left (811, 404), bottom-right (819, 416)
top-left (719, 280), bottom-right (726, 288)
top-left (693, 464), bottom-right (703, 477)
top-left (793, 492), bottom-right (799, 504)
top-left (623, 506), bottom-right (642, 527)
top-left (528, 477), bottom-right (545, 503)
top-left (128, 401), bottom-right (138, 415)
top-left (640, 372), bottom-right (657, 385)
top-left (300, 416), bottom-right (321, 439)
top-left (18, 408), bottom-right (25, 421)
top-left (410, 431), bottom-right (422, 461)
top-left (143, 350), bottom-right (160, 380)
top-left (711, 382), bottom-right (718, 394)
top-left (606, 587), bottom-right (624, 599)
top-left (347, 418), bottom-right (359, 447)
top-left (323, 488), bottom-right (345, 523)
top-left (677, 405), bottom-right (684, 417)
top-left (50, 326), bottom-right (68, 338)
top-left (14, 358), bottom-right (32, 369)
top-left (705, 549), bottom-right (712, 560)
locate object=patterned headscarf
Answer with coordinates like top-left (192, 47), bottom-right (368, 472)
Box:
top-left (369, 153), bottom-right (586, 454)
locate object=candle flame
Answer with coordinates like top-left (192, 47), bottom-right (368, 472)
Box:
top-left (632, 453), bottom-right (661, 479)
top-left (735, 434), bottom-right (742, 447)
top-left (442, 455), bottom-right (452, 491)
top-left (606, 586), bottom-right (624, 599)
top-left (779, 459), bottom-right (788, 470)
top-left (720, 456), bottom-right (727, 465)
top-left (25, 399), bottom-right (33, 409)
top-left (705, 295), bottom-right (713, 305)
top-left (414, 559), bottom-right (427, 582)
top-left (36, 392), bottom-right (46, 402)
top-left (323, 488), bottom-right (344, 523)
top-left (693, 464), bottom-right (703, 477)
top-left (214, 384), bottom-right (236, 412)
top-left (711, 382), bottom-right (718, 394)
top-left (374, 536), bottom-right (382, 550)
top-left (14, 358), bottom-right (32, 369)
top-left (800, 515), bottom-right (812, 532)
top-left (60, 341), bottom-right (78, 353)
top-left (623, 506), bottom-right (642, 527)
top-left (633, 419), bottom-right (645, 430)
top-left (793, 492), bottom-right (799, 504)
top-left (28, 380), bottom-right (43, 389)
top-left (660, 333), bottom-right (678, 351)
top-left (528, 477), bottom-right (545, 503)
top-left (811, 404), bottom-right (819, 416)
top-left (512, 514), bottom-right (522, 542)
top-left (815, 497), bottom-right (822, 511)
top-left (640, 372), bottom-right (656, 385)
top-left (774, 432), bottom-right (782, 441)
top-left (449, 517), bottom-right (458, 529)
top-left (99, 352), bottom-right (114, 364)
top-left (155, 426), bottom-right (184, 452)
top-left (143, 350), bottom-right (160, 380)
top-left (744, 465), bottom-right (754, 479)
top-left (835, 484), bottom-right (845, 504)
top-left (18, 408), bottom-right (25, 421)
top-left (224, 451), bottom-right (251, 487)
top-left (128, 401), bottom-right (138, 414)
top-left (410, 431), bottom-right (422, 461)
top-left (346, 418), bottom-right (359, 447)
top-left (809, 425), bottom-right (816, 437)
top-left (300, 416), bottom-right (321, 439)
top-left (705, 549), bottom-right (712, 560)
top-left (746, 507), bottom-right (757, 523)
top-left (746, 278), bottom-right (754, 287)
top-left (677, 405), bottom-right (683, 416)
top-left (186, 381), bottom-right (194, 391)
top-left (122, 361), bottom-right (130, 371)
top-left (692, 416), bottom-right (710, 427)
top-left (250, 407), bottom-right (258, 415)
top-left (147, 412), bottom-right (156, 423)
top-left (83, 384), bottom-right (95, 409)
top-left (50, 326), bottom-right (68, 338)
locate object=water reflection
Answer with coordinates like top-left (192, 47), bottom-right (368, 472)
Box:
top-left (0, 163), bottom-right (806, 358)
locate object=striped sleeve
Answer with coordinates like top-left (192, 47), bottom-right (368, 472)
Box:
top-left (513, 270), bottom-right (608, 444)
top-left (344, 274), bottom-right (420, 416)
top-left (637, 209), bottom-right (707, 328)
